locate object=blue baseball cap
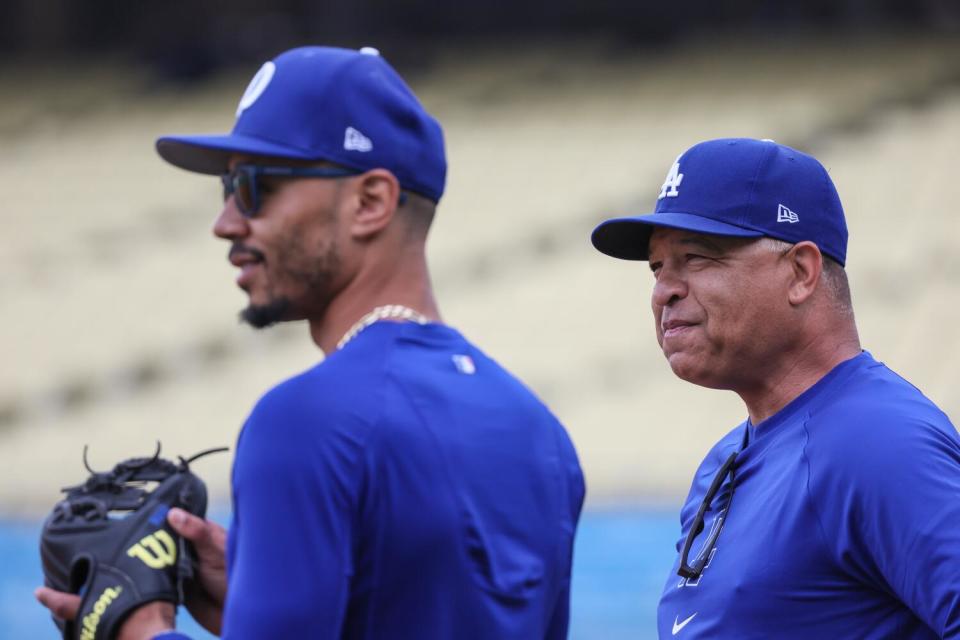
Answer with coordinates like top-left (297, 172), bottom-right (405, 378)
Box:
top-left (591, 138), bottom-right (848, 265)
top-left (156, 46), bottom-right (447, 202)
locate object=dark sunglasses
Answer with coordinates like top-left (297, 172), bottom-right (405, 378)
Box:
top-left (221, 164), bottom-right (363, 217)
top-left (677, 450), bottom-right (738, 579)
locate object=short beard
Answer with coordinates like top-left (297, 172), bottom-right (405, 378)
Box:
top-left (237, 233), bottom-right (341, 330)
top-left (240, 298), bottom-right (292, 329)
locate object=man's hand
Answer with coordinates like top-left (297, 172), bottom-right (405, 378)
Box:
top-left (35, 507), bottom-right (227, 638)
top-left (34, 586), bottom-right (80, 622)
top-left (34, 588), bottom-right (174, 640)
top-left (168, 507), bottom-right (228, 635)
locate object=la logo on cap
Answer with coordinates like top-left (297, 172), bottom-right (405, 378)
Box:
top-left (236, 62), bottom-right (276, 117)
top-left (659, 156), bottom-right (684, 199)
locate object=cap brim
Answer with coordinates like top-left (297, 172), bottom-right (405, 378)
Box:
top-left (156, 134), bottom-right (323, 175)
top-left (591, 212), bottom-right (765, 260)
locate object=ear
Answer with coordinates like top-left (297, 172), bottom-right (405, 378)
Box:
top-left (348, 169), bottom-right (402, 240)
top-left (786, 241), bottom-right (822, 306)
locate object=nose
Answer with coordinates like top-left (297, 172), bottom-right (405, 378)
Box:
top-left (651, 265), bottom-right (687, 308)
top-left (212, 197), bottom-right (250, 240)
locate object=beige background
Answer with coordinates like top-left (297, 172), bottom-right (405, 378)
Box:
top-left (2, 34), bottom-right (959, 516)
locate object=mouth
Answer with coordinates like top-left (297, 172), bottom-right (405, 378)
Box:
top-left (228, 245), bottom-right (266, 289)
top-left (661, 319), bottom-right (698, 339)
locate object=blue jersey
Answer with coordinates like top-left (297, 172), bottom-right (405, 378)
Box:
top-left (658, 352), bottom-right (960, 639)
top-left (220, 321), bottom-right (585, 639)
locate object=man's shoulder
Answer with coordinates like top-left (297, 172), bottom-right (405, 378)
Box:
top-left (803, 355), bottom-right (958, 477)
top-left (235, 353), bottom-right (393, 472)
top-left (249, 339), bottom-right (396, 426)
top-left (390, 322), bottom-right (560, 413)
top-left (246, 321), bottom-right (572, 447)
top-left (810, 355), bottom-right (954, 438)
top-left (799, 357), bottom-right (960, 559)
top-left (253, 362), bottom-right (357, 416)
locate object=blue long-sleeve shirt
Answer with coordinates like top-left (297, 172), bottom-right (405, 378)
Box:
top-left (166, 321), bottom-right (583, 639)
top-left (658, 351), bottom-right (960, 638)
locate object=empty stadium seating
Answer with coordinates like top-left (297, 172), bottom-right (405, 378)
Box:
top-left (2, 35), bottom-right (958, 513)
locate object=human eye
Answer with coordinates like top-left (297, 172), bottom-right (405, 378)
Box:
top-left (258, 178), bottom-right (281, 195)
top-left (649, 261), bottom-right (663, 277)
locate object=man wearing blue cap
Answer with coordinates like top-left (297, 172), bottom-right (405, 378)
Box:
top-left (592, 138), bottom-right (960, 638)
top-left (36, 46), bottom-right (584, 639)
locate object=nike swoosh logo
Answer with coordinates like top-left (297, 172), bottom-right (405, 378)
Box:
top-left (672, 612), bottom-right (697, 635)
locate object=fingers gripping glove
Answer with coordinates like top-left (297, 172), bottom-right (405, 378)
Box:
top-left (40, 445), bottom-right (226, 640)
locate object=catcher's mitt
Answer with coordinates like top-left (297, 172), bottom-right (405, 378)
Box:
top-left (40, 443), bottom-right (226, 640)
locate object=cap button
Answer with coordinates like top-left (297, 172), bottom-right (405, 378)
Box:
top-left (359, 47), bottom-right (380, 56)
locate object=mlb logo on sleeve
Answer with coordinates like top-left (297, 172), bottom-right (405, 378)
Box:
top-left (452, 354), bottom-right (476, 375)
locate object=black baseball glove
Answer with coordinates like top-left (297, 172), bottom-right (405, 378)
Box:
top-left (40, 444), bottom-right (226, 640)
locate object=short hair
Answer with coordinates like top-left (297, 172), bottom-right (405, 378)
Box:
top-left (398, 191), bottom-right (437, 236)
top-left (821, 255), bottom-right (853, 315)
top-left (757, 237), bottom-right (852, 313)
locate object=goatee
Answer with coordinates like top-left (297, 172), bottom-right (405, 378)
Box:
top-left (240, 299), bottom-right (292, 329)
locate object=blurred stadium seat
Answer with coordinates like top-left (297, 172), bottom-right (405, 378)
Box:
top-left (1, 34), bottom-right (958, 514)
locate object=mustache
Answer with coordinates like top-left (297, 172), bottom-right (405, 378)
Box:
top-left (228, 244), bottom-right (266, 262)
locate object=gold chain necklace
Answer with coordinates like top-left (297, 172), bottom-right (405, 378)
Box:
top-left (336, 305), bottom-right (428, 350)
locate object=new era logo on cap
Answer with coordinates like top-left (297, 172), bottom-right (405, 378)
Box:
top-left (344, 126), bottom-right (373, 152)
top-left (777, 204), bottom-right (799, 224)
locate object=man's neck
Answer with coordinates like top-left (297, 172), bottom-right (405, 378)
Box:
top-left (309, 253), bottom-right (441, 354)
top-left (738, 329), bottom-right (861, 425)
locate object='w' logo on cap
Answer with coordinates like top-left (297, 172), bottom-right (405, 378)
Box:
top-left (777, 204), bottom-right (799, 223)
top-left (344, 127), bottom-right (373, 152)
